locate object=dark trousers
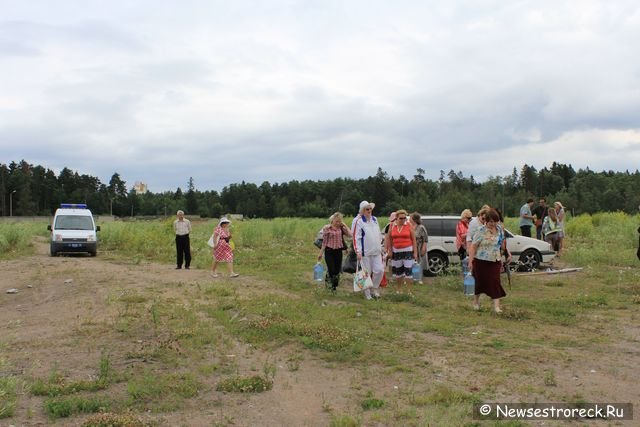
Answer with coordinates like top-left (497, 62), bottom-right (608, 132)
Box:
top-left (520, 225), bottom-right (532, 237)
top-left (324, 248), bottom-right (344, 289)
top-left (536, 225), bottom-right (543, 240)
top-left (175, 234), bottom-right (191, 268)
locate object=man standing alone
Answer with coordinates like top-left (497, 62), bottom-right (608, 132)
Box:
top-left (532, 198), bottom-right (549, 240)
top-left (174, 210), bottom-right (192, 269)
top-left (519, 199), bottom-right (535, 237)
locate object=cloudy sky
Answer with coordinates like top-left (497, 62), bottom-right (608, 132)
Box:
top-left (2, 0), bottom-right (639, 192)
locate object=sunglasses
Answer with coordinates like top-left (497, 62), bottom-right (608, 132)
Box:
top-left (364, 207), bottom-right (372, 211)
top-left (397, 216), bottom-right (406, 220)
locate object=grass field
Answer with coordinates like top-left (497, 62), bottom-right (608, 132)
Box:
top-left (1, 213), bottom-right (639, 426)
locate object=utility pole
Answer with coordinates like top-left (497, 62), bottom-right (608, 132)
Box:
top-left (10, 190), bottom-right (16, 217)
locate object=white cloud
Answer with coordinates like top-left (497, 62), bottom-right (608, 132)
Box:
top-left (1, 0), bottom-right (640, 191)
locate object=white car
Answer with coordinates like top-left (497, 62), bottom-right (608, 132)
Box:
top-left (420, 215), bottom-right (555, 276)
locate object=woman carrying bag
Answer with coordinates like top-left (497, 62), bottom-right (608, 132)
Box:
top-left (317, 212), bottom-right (352, 293)
top-left (210, 217), bottom-right (239, 278)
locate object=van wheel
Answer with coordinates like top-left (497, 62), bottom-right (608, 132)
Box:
top-left (89, 251), bottom-right (97, 257)
top-left (425, 252), bottom-right (447, 276)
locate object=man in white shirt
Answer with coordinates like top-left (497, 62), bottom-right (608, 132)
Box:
top-left (351, 201), bottom-right (384, 300)
top-left (467, 205), bottom-right (490, 246)
top-left (173, 210), bottom-right (192, 269)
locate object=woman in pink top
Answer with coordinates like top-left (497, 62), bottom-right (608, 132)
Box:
top-left (211, 217), bottom-right (239, 278)
top-left (317, 212), bottom-right (352, 292)
top-left (456, 209), bottom-right (473, 260)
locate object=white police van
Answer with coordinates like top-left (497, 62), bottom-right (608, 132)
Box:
top-left (47, 204), bottom-right (100, 256)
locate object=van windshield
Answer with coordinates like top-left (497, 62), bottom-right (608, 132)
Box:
top-left (54, 215), bottom-right (94, 230)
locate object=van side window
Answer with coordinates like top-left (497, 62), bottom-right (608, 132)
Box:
top-left (423, 219), bottom-right (442, 237)
top-left (442, 220), bottom-right (457, 237)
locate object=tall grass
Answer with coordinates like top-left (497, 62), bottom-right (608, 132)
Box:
top-left (563, 212), bottom-right (639, 266)
top-left (0, 222), bottom-right (47, 258)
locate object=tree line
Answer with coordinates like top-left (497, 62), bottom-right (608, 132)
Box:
top-left (1, 160), bottom-right (639, 218)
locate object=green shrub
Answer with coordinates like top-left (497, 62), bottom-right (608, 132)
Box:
top-left (45, 396), bottom-right (109, 418)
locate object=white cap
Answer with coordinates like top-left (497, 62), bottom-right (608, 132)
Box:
top-left (359, 200), bottom-right (375, 212)
top-left (219, 217), bottom-right (231, 224)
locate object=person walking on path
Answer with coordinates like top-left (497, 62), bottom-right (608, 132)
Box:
top-left (519, 198), bottom-right (536, 237)
top-left (351, 201), bottom-right (384, 300)
top-left (317, 212), bottom-right (352, 292)
top-left (173, 210), bottom-right (192, 269)
top-left (387, 210), bottom-right (418, 295)
top-left (468, 208), bottom-right (511, 314)
top-left (211, 217), bottom-right (239, 278)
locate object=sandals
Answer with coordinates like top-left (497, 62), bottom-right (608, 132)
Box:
top-left (230, 273), bottom-right (239, 278)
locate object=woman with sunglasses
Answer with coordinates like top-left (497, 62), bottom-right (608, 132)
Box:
top-left (386, 209), bottom-right (418, 295)
top-left (467, 208), bottom-right (511, 313)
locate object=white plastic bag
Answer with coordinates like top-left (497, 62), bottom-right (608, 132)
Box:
top-left (207, 235), bottom-right (215, 248)
top-left (353, 261), bottom-right (374, 292)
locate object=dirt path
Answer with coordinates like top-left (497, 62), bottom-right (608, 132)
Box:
top-left (0, 240), bottom-right (357, 426)
top-left (2, 240), bottom-right (640, 426)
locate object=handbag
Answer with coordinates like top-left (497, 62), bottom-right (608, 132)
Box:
top-left (353, 261), bottom-right (374, 292)
top-left (379, 271), bottom-right (388, 288)
top-left (207, 235), bottom-right (215, 248)
top-left (313, 227), bottom-right (324, 249)
top-left (342, 246), bottom-right (357, 273)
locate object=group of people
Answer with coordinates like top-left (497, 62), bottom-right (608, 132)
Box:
top-left (172, 210), bottom-right (239, 278)
top-left (172, 196), bottom-right (570, 312)
top-left (454, 198), bottom-right (566, 313)
top-left (520, 198), bottom-right (566, 254)
top-left (455, 205), bottom-right (510, 313)
top-left (316, 201), bottom-right (429, 300)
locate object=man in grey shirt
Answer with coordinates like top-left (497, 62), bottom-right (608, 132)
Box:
top-left (519, 199), bottom-right (535, 237)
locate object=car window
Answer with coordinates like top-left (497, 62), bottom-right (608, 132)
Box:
top-left (423, 219), bottom-right (442, 236)
top-left (55, 215), bottom-right (94, 230)
top-left (442, 219), bottom-right (457, 237)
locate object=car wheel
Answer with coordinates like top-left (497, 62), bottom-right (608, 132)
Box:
top-left (425, 252), bottom-right (448, 276)
top-left (50, 245), bottom-right (57, 257)
top-left (519, 249), bottom-right (541, 271)
top-left (89, 251), bottom-right (97, 257)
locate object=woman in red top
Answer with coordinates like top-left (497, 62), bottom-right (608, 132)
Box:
top-left (456, 209), bottom-right (472, 260)
top-left (317, 212), bottom-right (352, 292)
top-left (386, 209), bottom-right (418, 295)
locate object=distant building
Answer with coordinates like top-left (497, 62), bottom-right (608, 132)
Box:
top-left (133, 181), bottom-right (148, 194)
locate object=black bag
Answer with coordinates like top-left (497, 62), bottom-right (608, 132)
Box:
top-left (313, 228), bottom-right (324, 249)
top-left (637, 227), bottom-right (640, 261)
top-left (342, 246), bottom-right (357, 273)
